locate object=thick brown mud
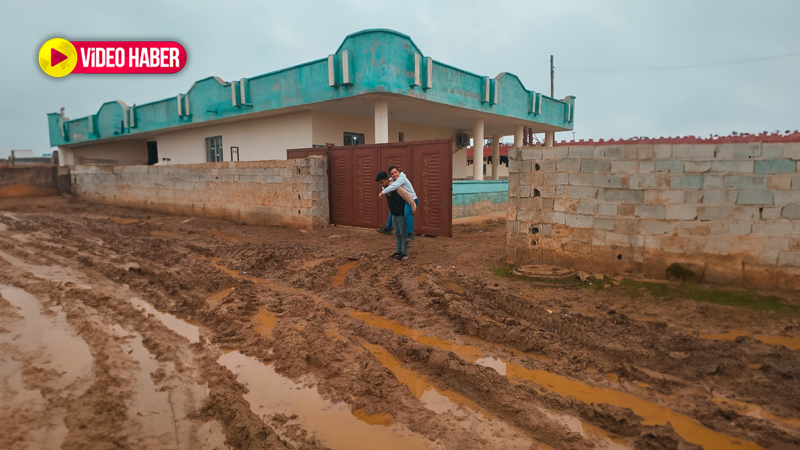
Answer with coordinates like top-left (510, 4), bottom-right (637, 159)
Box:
top-left (1, 196), bottom-right (799, 450)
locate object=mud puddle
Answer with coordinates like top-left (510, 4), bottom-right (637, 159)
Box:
top-left (357, 337), bottom-right (537, 449)
top-left (129, 296), bottom-right (201, 344)
top-left (253, 310), bottom-right (280, 338)
top-left (350, 310), bottom-right (766, 450)
top-left (205, 286), bottom-right (236, 308)
top-left (108, 217), bottom-right (138, 225)
top-left (331, 260), bottom-right (358, 287)
top-left (711, 397), bottom-right (800, 430)
top-left (701, 329), bottom-right (800, 350)
top-left (218, 350), bottom-right (440, 450)
top-left (0, 285), bottom-right (94, 385)
top-left (0, 249), bottom-right (91, 288)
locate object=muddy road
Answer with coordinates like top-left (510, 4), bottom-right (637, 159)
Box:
top-left (1, 196), bottom-right (799, 450)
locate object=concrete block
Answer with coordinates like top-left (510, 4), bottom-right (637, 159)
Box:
top-left (594, 217), bottom-right (616, 230)
top-left (629, 174), bottom-right (659, 189)
top-left (704, 239), bottom-right (731, 253)
top-left (644, 189), bottom-right (684, 204)
top-left (672, 144), bottom-right (717, 160)
top-left (736, 190), bottom-right (774, 205)
top-left (767, 174), bottom-right (793, 190)
top-left (655, 160), bottom-right (684, 174)
top-left (519, 186), bottom-right (531, 198)
top-left (703, 175), bottom-right (724, 189)
top-left (782, 203), bottom-right (800, 219)
top-left (754, 159), bottom-right (796, 174)
top-left (521, 149), bottom-right (543, 160)
top-left (598, 203), bottom-right (617, 216)
top-left (670, 175), bottom-right (704, 190)
top-left (593, 175), bottom-right (624, 188)
top-left (761, 143), bottom-right (784, 159)
top-left (566, 214), bottom-right (593, 228)
top-left (685, 190), bottom-right (704, 204)
top-left (761, 207), bottom-right (782, 220)
top-left (569, 173), bottom-right (594, 186)
top-left (554, 199), bottom-right (575, 213)
top-left (507, 221), bottom-right (519, 233)
top-left (711, 161), bottom-right (754, 173)
top-left (774, 190), bottom-right (800, 205)
top-left (508, 159), bottom-right (519, 173)
top-left (567, 186), bottom-right (598, 199)
top-left (640, 221), bottom-right (672, 235)
top-left (637, 146), bottom-right (655, 160)
top-left (557, 159), bottom-right (581, 172)
top-left (568, 146), bottom-right (594, 158)
top-left (653, 144), bottom-right (672, 159)
top-left (538, 186), bottom-right (557, 198)
top-left (546, 211), bottom-right (566, 224)
top-left (634, 205), bottom-right (666, 219)
top-left (538, 160), bottom-right (557, 172)
top-left (547, 146), bottom-right (569, 159)
top-left (698, 206), bottom-right (734, 221)
top-left (599, 189), bottom-right (644, 203)
top-left (734, 206), bottom-right (760, 220)
top-left (543, 173), bottom-right (569, 185)
top-left (715, 143), bottom-right (761, 160)
top-left (581, 159), bottom-right (610, 173)
top-left (783, 143), bottom-right (800, 159)
top-left (577, 201), bottom-right (597, 215)
top-left (614, 218), bottom-right (638, 234)
top-left (507, 147), bottom-right (520, 160)
top-left (596, 146), bottom-right (624, 160)
top-left (666, 205), bottom-right (698, 220)
top-left (610, 161), bottom-right (639, 174)
top-left (684, 161), bottom-right (712, 173)
top-left (702, 190), bottom-right (728, 204)
top-left (753, 221), bottom-right (793, 235)
top-left (778, 252), bottom-right (800, 267)
top-left (516, 210), bottom-right (538, 222)
top-left (724, 175), bottom-right (766, 189)
top-left (639, 161), bottom-right (654, 174)
top-left (729, 221), bottom-right (753, 236)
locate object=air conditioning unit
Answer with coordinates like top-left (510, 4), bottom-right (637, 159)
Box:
top-left (456, 132), bottom-right (470, 149)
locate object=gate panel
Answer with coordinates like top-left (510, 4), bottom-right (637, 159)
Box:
top-left (377, 144), bottom-right (412, 229)
top-left (352, 147), bottom-right (380, 228)
top-left (411, 141), bottom-right (452, 237)
top-left (329, 149), bottom-right (352, 226)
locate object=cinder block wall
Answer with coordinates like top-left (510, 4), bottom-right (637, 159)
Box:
top-left (72, 156), bottom-right (329, 230)
top-left (506, 142), bottom-right (800, 290)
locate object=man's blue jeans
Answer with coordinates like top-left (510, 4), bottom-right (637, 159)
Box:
top-left (386, 198), bottom-right (418, 235)
top-left (392, 215), bottom-right (409, 255)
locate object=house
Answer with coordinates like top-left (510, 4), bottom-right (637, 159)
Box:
top-left (48, 29), bottom-right (574, 179)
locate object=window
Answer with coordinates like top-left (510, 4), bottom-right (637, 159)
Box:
top-left (206, 136), bottom-right (223, 162)
top-left (398, 132), bottom-right (404, 142)
top-left (343, 132), bottom-right (365, 146)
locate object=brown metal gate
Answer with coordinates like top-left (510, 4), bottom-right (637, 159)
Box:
top-left (288, 139), bottom-right (452, 237)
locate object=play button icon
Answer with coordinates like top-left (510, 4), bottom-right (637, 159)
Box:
top-left (38, 38), bottom-right (77, 77)
top-left (51, 48), bottom-right (68, 66)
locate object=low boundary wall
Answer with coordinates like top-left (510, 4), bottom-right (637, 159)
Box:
top-left (71, 156), bottom-right (329, 230)
top-left (506, 140), bottom-right (800, 290)
top-left (452, 180), bottom-right (508, 219)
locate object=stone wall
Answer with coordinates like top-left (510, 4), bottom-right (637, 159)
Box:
top-left (0, 166), bottom-right (60, 198)
top-left (452, 180), bottom-right (508, 218)
top-left (506, 141), bottom-right (800, 290)
top-left (72, 156), bottom-right (328, 230)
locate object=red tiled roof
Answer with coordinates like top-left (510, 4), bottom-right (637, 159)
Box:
top-left (554, 131), bottom-right (800, 146)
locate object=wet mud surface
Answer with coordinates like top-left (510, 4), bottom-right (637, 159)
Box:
top-left (1, 196), bottom-right (799, 449)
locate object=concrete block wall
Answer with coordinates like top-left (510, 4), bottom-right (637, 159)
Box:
top-left (72, 156), bottom-right (329, 230)
top-left (506, 142), bottom-right (800, 290)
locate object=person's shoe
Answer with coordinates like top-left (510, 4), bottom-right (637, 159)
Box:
top-left (401, 254), bottom-right (409, 260)
top-left (405, 234), bottom-right (416, 243)
top-left (377, 227), bottom-right (392, 235)
top-left (389, 252), bottom-right (401, 258)
top-left (395, 253), bottom-right (405, 262)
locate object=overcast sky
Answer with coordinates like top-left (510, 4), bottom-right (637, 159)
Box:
top-left (1, 0), bottom-right (799, 157)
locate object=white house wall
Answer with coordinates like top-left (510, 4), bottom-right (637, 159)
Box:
top-left (154, 111), bottom-right (313, 164)
top-left (59, 140), bottom-right (148, 166)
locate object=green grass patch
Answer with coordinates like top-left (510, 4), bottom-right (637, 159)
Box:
top-left (621, 278), bottom-right (800, 317)
top-left (491, 263), bottom-right (515, 278)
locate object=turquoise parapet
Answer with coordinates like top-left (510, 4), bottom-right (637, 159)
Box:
top-left (48, 29), bottom-right (575, 147)
top-left (452, 180), bottom-right (508, 219)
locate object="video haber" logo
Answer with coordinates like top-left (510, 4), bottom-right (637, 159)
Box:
top-left (39, 38), bottom-right (187, 77)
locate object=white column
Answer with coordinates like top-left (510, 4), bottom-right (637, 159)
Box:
top-left (472, 118), bottom-right (484, 180)
top-left (374, 99), bottom-right (389, 144)
top-left (545, 131), bottom-right (555, 147)
top-left (513, 125), bottom-right (524, 147)
top-left (491, 135), bottom-right (500, 180)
